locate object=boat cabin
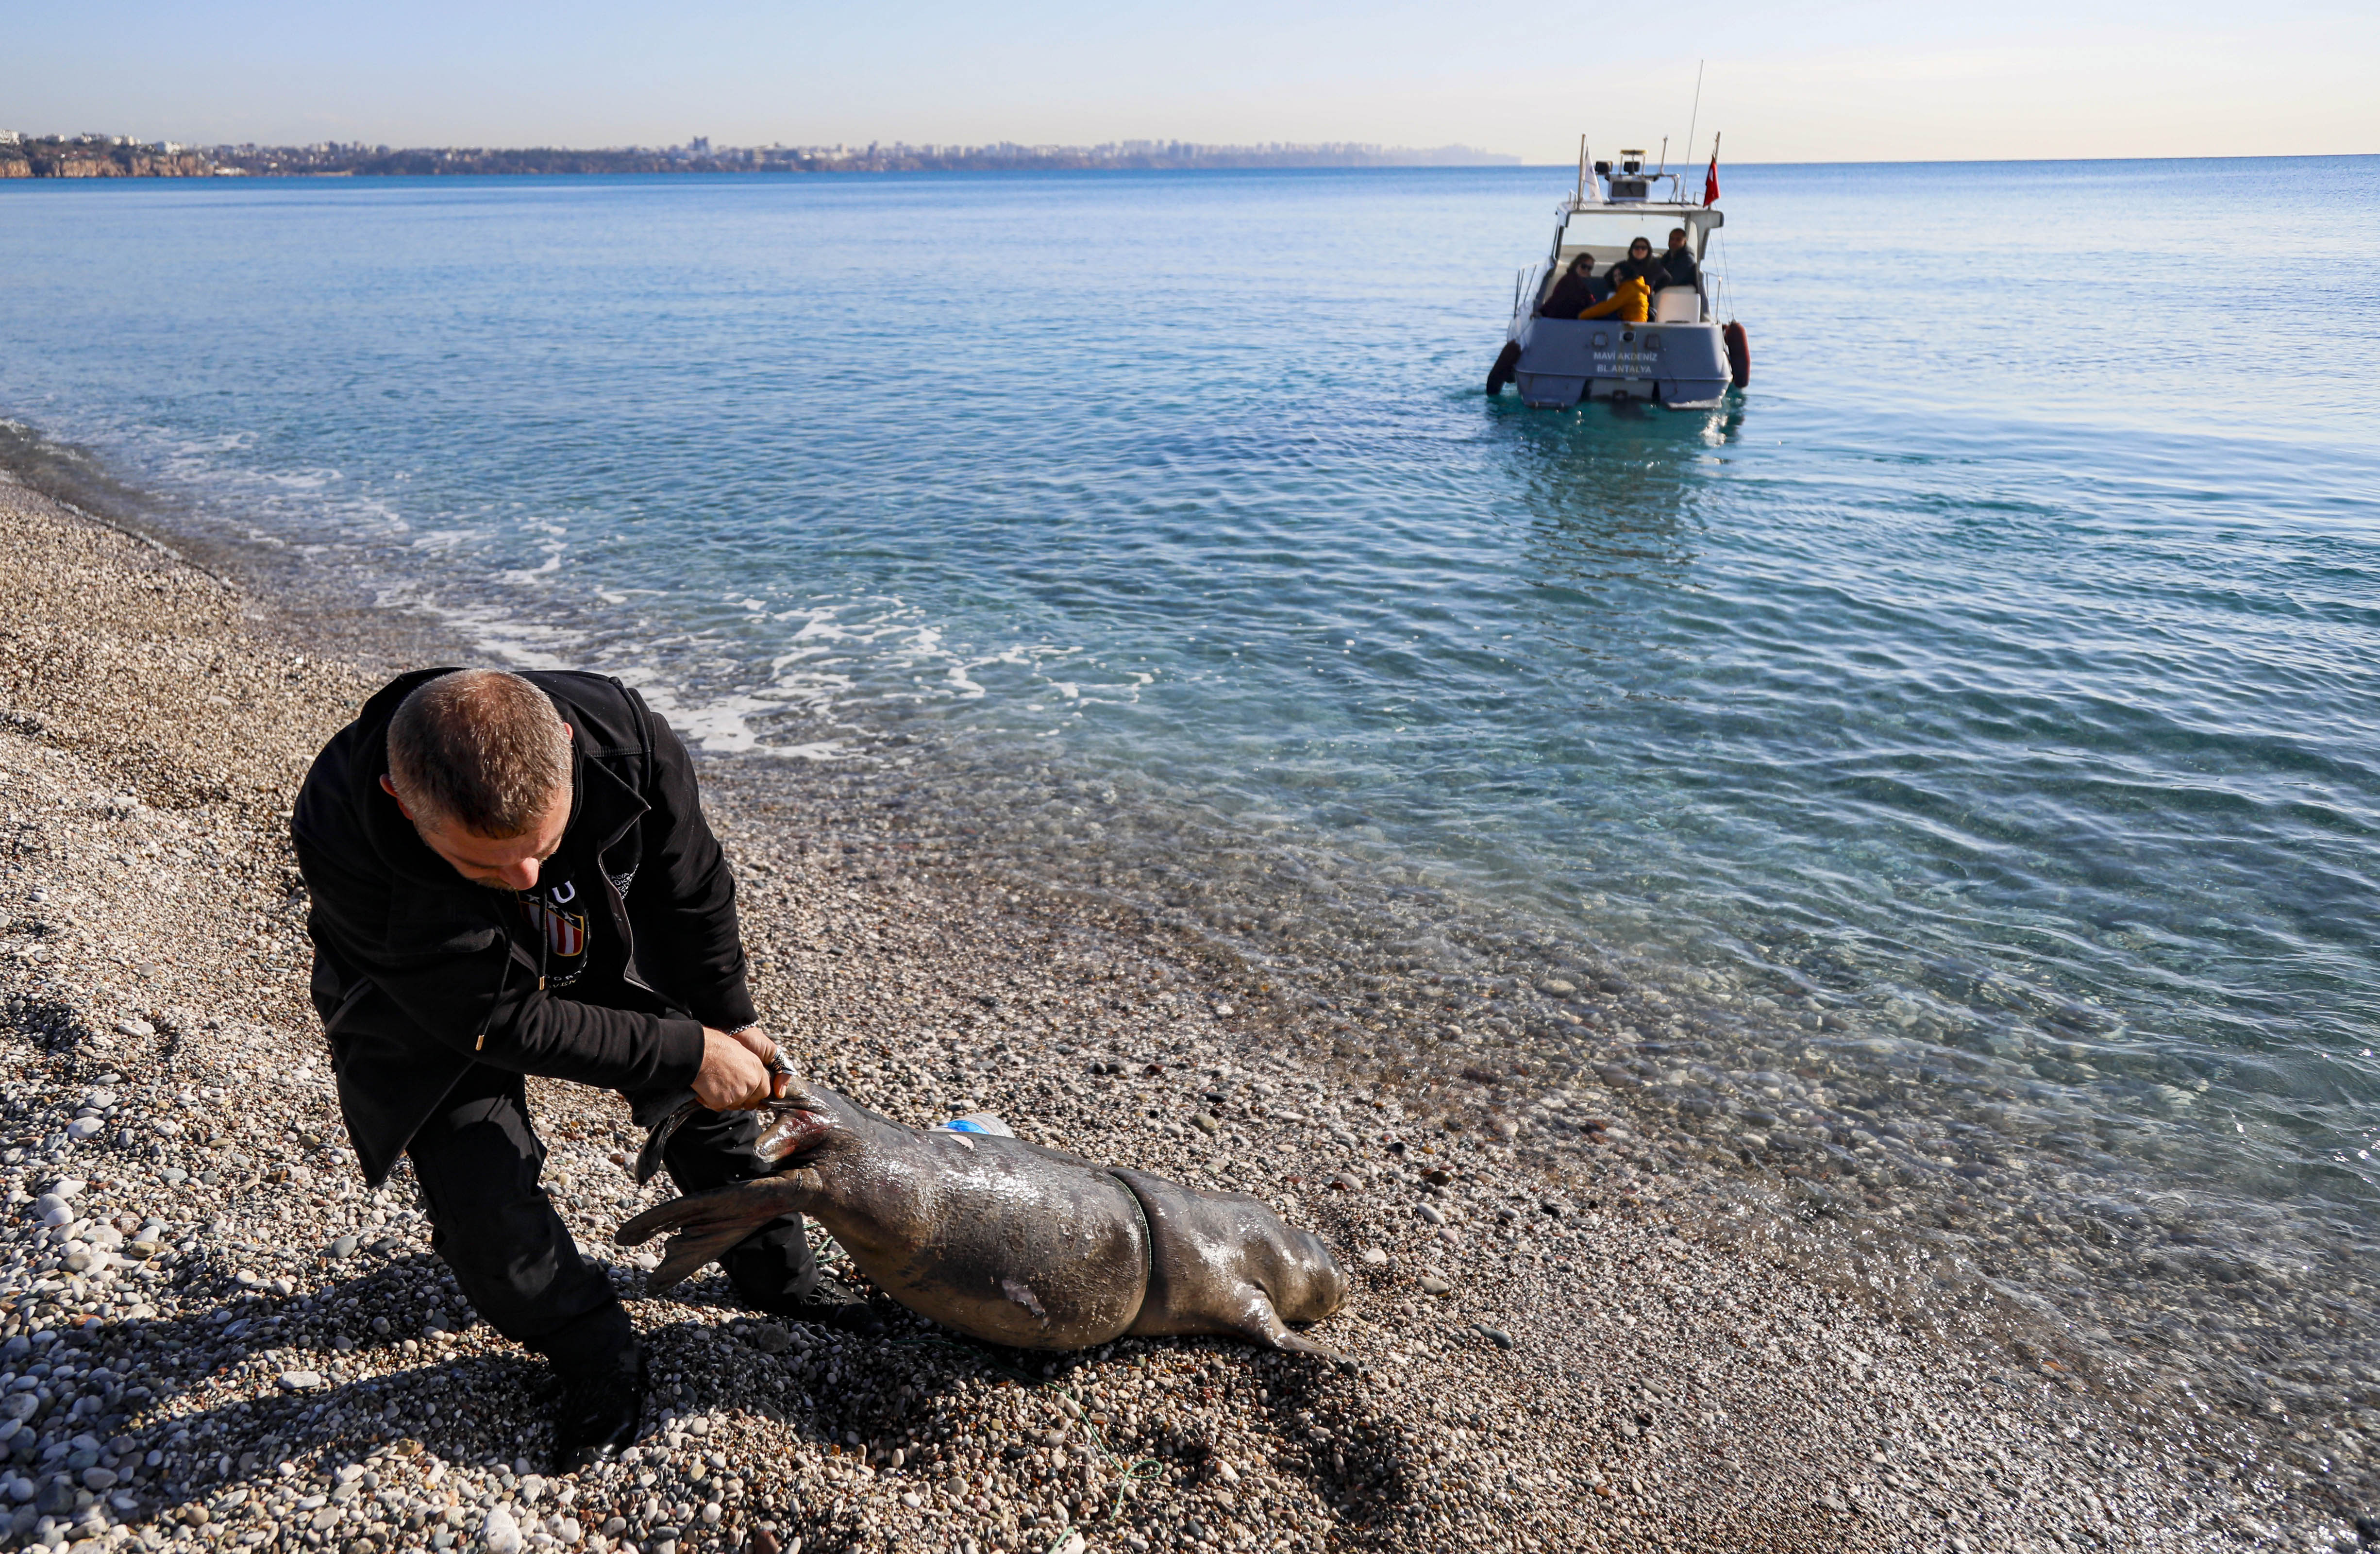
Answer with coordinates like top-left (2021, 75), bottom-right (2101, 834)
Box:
top-left (1537, 206), bottom-right (1723, 322)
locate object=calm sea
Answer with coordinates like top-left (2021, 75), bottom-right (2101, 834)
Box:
top-left (3, 158), bottom-right (2377, 1462)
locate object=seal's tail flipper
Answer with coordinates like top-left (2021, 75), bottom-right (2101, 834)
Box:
top-left (616, 1173), bottom-right (821, 1293)
top-left (630, 1090), bottom-right (701, 1186)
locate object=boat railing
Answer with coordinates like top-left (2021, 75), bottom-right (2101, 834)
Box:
top-left (1513, 262), bottom-right (1546, 321)
top-left (1707, 231), bottom-right (1735, 326)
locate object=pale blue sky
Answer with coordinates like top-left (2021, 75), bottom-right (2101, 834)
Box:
top-left (5, 0), bottom-right (2373, 161)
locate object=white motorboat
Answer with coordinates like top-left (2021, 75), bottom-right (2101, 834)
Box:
top-left (1486, 144), bottom-right (1748, 410)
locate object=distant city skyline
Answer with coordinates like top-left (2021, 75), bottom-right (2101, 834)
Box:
top-left (3, 0), bottom-right (2373, 164)
top-left (0, 134), bottom-right (1528, 181)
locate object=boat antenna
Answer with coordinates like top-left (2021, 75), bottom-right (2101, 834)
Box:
top-left (1575, 134), bottom-right (1587, 205)
top-left (1685, 59), bottom-right (1706, 172)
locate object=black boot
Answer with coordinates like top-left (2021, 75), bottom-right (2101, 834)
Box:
top-left (552, 1345), bottom-right (648, 1474)
top-left (759, 1268), bottom-right (887, 1336)
top-left (721, 1219), bottom-right (886, 1335)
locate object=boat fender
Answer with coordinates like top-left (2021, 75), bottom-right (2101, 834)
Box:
top-left (1724, 321), bottom-right (1751, 388)
top-left (1486, 340), bottom-right (1522, 396)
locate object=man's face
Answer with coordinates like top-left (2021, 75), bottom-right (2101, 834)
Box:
top-left (380, 777), bottom-right (570, 892)
top-left (1668, 231), bottom-right (1688, 252)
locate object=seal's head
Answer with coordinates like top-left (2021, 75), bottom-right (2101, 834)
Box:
top-left (1269, 1224), bottom-right (1352, 1325)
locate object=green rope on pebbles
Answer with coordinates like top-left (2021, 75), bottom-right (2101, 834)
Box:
top-left (1057, 1377), bottom-right (1166, 1529)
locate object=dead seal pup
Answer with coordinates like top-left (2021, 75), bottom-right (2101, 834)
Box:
top-left (619, 1081), bottom-right (1351, 1359)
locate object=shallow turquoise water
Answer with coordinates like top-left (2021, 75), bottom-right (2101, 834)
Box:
top-left (4, 160), bottom-right (2379, 1417)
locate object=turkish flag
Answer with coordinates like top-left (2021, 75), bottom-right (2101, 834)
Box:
top-left (1703, 153), bottom-right (1720, 207)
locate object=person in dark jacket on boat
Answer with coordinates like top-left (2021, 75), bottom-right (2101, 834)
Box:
top-left (1538, 253), bottom-right (1602, 319)
top-left (1610, 235), bottom-right (1667, 287)
top-left (292, 667), bottom-right (878, 1472)
top-left (1658, 227), bottom-right (1701, 291)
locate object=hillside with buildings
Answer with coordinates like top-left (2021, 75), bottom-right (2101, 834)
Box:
top-left (0, 133), bottom-right (212, 177)
top-left (0, 132), bottom-right (1517, 178)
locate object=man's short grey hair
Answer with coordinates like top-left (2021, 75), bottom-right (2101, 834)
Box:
top-left (385, 670), bottom-right (570, 837)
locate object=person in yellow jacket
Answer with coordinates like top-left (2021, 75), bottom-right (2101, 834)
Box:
top-left (1577, 270), bottom-right (1653, 323)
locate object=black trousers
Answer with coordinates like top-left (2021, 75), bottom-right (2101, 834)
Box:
top-left (405, 1063), bottom-right (816, 1376)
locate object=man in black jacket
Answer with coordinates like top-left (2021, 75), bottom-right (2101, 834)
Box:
top-left (292, 667), bottom-right (872, 1471)
top-left (1658, 227), bottom-right (1700, 292)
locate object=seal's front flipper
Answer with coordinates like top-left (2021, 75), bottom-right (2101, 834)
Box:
top-left (1269, 1327), bottom-right (1356, 1368)
top-left (1241, 1301), bottom-right (1355, 1367)
top-left (617, 1173), bottom-right (821, 1292)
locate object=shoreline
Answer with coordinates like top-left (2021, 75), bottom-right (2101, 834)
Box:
top-left (0, 464), bottom-right (2351, 1554)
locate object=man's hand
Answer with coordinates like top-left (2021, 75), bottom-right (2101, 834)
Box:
top-left (732, 1024), bottom-right (793, 1100)
top-left (692, 1024), bottom-right (785, 1112)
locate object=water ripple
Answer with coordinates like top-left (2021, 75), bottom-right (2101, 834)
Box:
top-left (4, 157), bottom-right (2380, 1474)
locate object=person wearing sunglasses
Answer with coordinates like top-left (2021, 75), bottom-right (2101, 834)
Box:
top-left (1611, 236), bottom-right (1666, 287)
top-left (1538, 253), bottom-right (1602, 319)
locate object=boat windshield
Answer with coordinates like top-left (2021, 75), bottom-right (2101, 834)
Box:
top-left (1555, 208), bottom-right (1718, 269)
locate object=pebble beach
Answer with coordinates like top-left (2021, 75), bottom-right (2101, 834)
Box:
top-left (0, 473), bottom-right (2365, 1554)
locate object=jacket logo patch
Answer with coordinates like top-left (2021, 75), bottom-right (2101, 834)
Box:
top-left (520, 895), bottom-right (589, 967)
top-left (538, 906), bottom-right (586, 959)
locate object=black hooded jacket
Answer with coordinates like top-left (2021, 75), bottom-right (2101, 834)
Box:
top-left (292, 669), bottom-right (756, 1183)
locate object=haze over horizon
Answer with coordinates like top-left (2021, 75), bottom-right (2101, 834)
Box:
top-left (4, 0), bottom-right (2375, 164)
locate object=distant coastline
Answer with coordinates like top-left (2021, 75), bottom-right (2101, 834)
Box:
top-left (0, 131), bottom-right (1519, 179)
top-left (0, 134), bottom-right (212, 179)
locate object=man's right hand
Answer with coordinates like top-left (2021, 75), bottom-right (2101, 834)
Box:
top-left (692, 1026), bottom-right (773, 1112)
